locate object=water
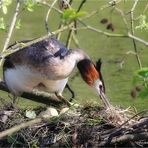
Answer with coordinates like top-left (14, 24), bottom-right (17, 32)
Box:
top-left (0, 0), bottom-right (147, 111)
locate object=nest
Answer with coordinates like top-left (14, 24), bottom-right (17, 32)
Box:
top-left (101, 105), bottom-right (138, 126)
top-left (0, 102), bottom-right (148, 147)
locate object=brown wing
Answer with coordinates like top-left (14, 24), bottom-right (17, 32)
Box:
top-left (4, 37), bottom-right (68, 66)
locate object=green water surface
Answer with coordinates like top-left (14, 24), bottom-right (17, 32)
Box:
top-left (0, 0), bottom-right (147, 111)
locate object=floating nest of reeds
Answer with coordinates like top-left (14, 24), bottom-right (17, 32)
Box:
top-left (0, 101), bottom-right (148, 147)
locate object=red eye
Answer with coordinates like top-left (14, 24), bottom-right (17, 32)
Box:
top-left (99, 85), bottom-right (103, 90)
top-left (99, 84), bottom-right (105, 93)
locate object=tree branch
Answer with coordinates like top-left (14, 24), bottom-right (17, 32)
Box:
top-left (128, 33), bottom-right (148, 46)
top-left (0, 118), bottom-right (42, 139)
top-left (1, 24), bottom-right (72, 59)
top-left (56, 0), bottom-right (72, 40)
top-left (72, 33), bottom-right (80, 48)
top-left (81, 0), bottom-right (122, 20)
top-left (77, 20), bottom-right (128, 37)
top-left (0, 0), bottom-right (20, 66)
top-left (130, 0), bottom-right (142, 69)
top-left (40, 1), bottom-right (62, 14)
top-left (111, 133), bottom-right (148, 144)
top-left (0, 113), bottom-right (65, 139)
top-left (115, 7), bottom-right (129, 31)
top-left (65, 0), bottom-right (87, 49)
top-left (76, 19), bottom-right (148, 46)
top-left (0, 0), bottom-right (2, 8)
top-left (45, 0), bottom-right (58, 34)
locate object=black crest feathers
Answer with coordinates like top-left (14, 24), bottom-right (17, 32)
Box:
top-left (95, 59), bottom-right (105, 93)
top-left (96, 58), bottom-right (102, 72)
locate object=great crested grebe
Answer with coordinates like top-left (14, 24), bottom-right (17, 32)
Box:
top-left (3, 37), bottom-right (111, 108)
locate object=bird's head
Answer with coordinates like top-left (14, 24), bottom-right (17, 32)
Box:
top-left (77, 59), bottom-right (111, 108)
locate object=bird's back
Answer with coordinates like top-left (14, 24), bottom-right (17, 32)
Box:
top-left (4, 38), bottom-right (67, 65)
top-left (4, 38), bottom-right (76, 78)
top-left (3, 38), bottom-right (71, 96)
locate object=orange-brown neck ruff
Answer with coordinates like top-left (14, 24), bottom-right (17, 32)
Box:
top-left (77, 59), bottom-right (99, 86)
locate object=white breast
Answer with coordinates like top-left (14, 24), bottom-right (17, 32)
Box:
top-left (4, 65), bottom-right (68, 96)
top-left (43, 78), bottom-right (68, 94)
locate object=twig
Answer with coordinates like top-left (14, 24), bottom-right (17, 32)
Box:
top-left (42, 1), bottom-right (148, 47)
top-left (72, 33), bottom-right (80, 48)
top-left (56, 24), bottom-right (64, 40)
top-left (45, 0), bottom-right (58, 34)
top-left (56, 0), bottom-right (71, 40)
top-left (135, 3), bottom-right (148, 20)
top-left (129, 0), bottom-right (148, 87)
top-left (78, 20), bottom-right (128, 37)
top-left (0, 0), bottom-right (2, 8)
top-left (100, 116), bottom-right (148, 146)
top-left (102, 110), bottom-right (148, 139)
top-left (142, 3), bottom-right (148, 14)
top-left (65, 0), bottom-right (87, 48)
top-left (65, 12), bottom-right (74, 48)
top-left (130, 0), bottom-right (142, 69)
top-left (77, 19), bottom-right (148, 46)
top-left (100, 0), bottom-right (122, 11)
top-left (66, 29), bottom-right (74, 48)
top-left (77, 0), bottom-right (87, 12)
top-left (1, 24), bottom-right (72, 58)
top-left (111, 132), bottom-right (148, 144)
top-left (40, 1), bottom-right (62, 14)
top-left (0, 117), bottom-right (42, 139)
top-left (118, 109), bottom-right (148, 128)
top-left (115, 7), bottom-right (129, 31)
top-left (132, 118), bottom-right (148, 129)
top-left (82, 0), bottom-right (122, 20)
top-left (0, 0), bottom-right (20, 66)
top-left (81, 10), bottom-right (98, 20)
top-left (56, 0), bottom-right (73, 40)
top-left (128, 33), bottom-right (148, 46)
top-left (0, 101), bottom-right (72, 139)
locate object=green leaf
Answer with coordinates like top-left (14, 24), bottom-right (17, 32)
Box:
top-left (137, 68), bottom-right (148, 78)
top-left (75, 11), bottom-right (87, 17)
top-left (27, 6), bottom-right (34, 12)
top-left (25, 0), bottom-right (36, 12)
top-left (62, 9), bottom-right (76, 20)
top-left (15, 19), bottom-right (21, 29)
top-left (138, 88), bottom-right (148, 98)
top-left (135, 15), bottom-right (148, 30)
top-left (132, 75), bottom-right (142, 85)
top-left (2, 5), bottom-right (7, 14)
top-left (0, 17), bottom-right (6, 31)
top-left (62, 8), bottom-right (86, 22)
top-left (25, 110), bottom-right (36, 119)
top-left (1, 0), bottom-right (12, 14)
top-left (3, 0), bottom-right (12, 6)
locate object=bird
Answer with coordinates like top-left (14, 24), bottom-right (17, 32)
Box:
top-left (3, 37), bottom-right (111, 108)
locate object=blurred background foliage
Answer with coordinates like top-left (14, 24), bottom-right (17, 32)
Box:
top-left (0, 0), bottom-right (147, 111)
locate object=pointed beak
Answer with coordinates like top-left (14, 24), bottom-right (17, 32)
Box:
top-left (92, 79), bottom-right (111, 108)
top-left (99, 90), bottom-right (111, 108)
